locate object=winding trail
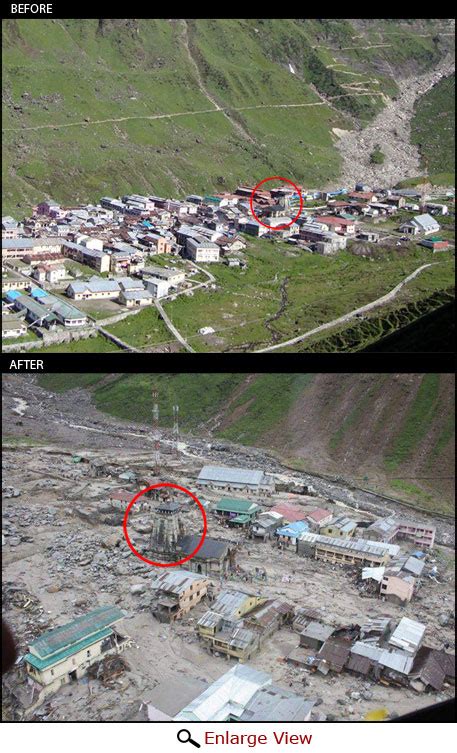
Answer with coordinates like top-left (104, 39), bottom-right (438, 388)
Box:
top-left (254, 262), bottom-right (438, 353)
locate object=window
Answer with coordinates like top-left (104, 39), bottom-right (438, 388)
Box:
top-left (87, 650), bottom-right (91, 657)
top-left (50, 669), bottom-right (54, 676)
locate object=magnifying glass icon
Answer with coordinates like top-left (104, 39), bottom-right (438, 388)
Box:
top-left (177, 729), bottom-right (201, 748)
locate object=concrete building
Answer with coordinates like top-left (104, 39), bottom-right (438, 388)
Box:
top-left (320, 515), bottom-right (357, 538)
top-left (2, 318), bottom-right (27, 338)
top-left (197, 465), bottom-right (271, 493)
top-left (63, 241), bottom-right (111, 273)
top-left (187, 237), bottom-right (220, 262)
top-left (276, 521), bottom-right (309, 549)
top-left (366, 516), bottom-right (435, 549)
top-left (251, 511), bottom-right (284, 540)
top-left (142, 266), bottom-right (186, 286)
top-left (150, 569), bottom-right (210, 622)
top-left (118, 289), bottom-right (154, 307)
top-left (144, 277), bottom-right (170, 299)
top-left (215, 497), bottom-right (261, 526)
top-left (298, 532), bottom-right (392, 567)
top-left (2, 238), bottom-right (63, 259)
top-left (306, 508), bottom-right (333, 529)
top-left (23, 606), bottom-right (130, 710)
top-left (66, 277), bottom-right (120, 300)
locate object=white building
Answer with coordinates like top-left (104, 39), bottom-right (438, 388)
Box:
top-left (144, 277), bottom-right (170, 298)
top-left (187, 237), bottom-right (220, 263)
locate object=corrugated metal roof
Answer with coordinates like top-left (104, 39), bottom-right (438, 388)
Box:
top-left (403, 556), bottom-right (425, 576)
top-left (174, 665), bottom-right (272, 722)
top-left (30, 605), bottom-right (124, 658)
top-left (217, 498), bottom-right (260, 514)
top-left (271, 503), bottom-right (307, 522)
top-left (197, 610), bottom-right (223, 629)
top-left (276, 521), bottom-right (309, 538)
top-left (151, 569), bottom-right (208, 595)
top-left (351, 641), bottom-right (414, 674)
top-left (388, 617), bottom-right (426, 654)
top-left (211, 590), bottom-right (253, 617)
top-left (300, 622), bottom-right (333, 642)
top-left (197, 465), bottom-right (265, 486)
top-left (24, 628), bottom-right (112, 671)
top-left (239, 686), bottom-right (315, 721)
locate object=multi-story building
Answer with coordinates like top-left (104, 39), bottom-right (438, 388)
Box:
top-left (23, 606), bottom-right (130, 711)
top-left (151, 569), bottom-right (210, 622)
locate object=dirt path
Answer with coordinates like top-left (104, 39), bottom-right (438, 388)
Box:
top-left (4, 95), bottom-right (397, 134)
top-left (153, 300), bottom-right (195, 353)
top-left (254, 262), bottom-right (437, 353)
top-left (333, 55), bottom-right (455, 188)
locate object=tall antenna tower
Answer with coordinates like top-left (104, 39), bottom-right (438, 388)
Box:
top-left (172, 405), bottom-right (180, 457)
top-left (152, 387), bottom-right (160, 475)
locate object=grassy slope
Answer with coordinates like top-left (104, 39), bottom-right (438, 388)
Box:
top-left (2, 19), bottom-right (452, 214)
top-left (161, 239), bottom-right (455, 352)
top-left (410, 74), bottom-right (455, 181)
top-left (37, 373), bottom-right (454, 513)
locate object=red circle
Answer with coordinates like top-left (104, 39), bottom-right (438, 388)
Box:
top-left (122, 482), bottom-right (207, 568)
top-left (249, 176), bottom-right (303, 230)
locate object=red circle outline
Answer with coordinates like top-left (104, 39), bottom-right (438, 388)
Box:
top-left (249, 176), bottom-right (303, 230)
top-left (122, 482), bottom-right (207, 568)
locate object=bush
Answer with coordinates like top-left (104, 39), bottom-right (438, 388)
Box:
top-left (370, 145), bottom-right (385, 164)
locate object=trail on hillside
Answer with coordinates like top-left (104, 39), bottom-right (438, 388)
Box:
top-left (254, 262), bottom-right (438, 353)
top-left (177, 19), bottom-right (255, 144)
top-left (4, 95), bottom-right (397, 133)
top-left (333, 55), bottom-right (455, 188)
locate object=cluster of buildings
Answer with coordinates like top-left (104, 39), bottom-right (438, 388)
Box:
top-left (287, 614), bottom-right (454, 695)
top-left (2, 181), bottom-right (451, 340)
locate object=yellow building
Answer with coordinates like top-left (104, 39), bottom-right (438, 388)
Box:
top-left (151, 569), bottom-right (210, 622)
top-left (320, 515), bottom-right (357, 538)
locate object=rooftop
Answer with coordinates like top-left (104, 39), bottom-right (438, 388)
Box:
top-left (29, 605), bottom-right (125, 659)
top-left (197, 465), bottom-right (265, 486)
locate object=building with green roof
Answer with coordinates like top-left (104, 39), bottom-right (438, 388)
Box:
top-left (23, 605), bottom-right (130, 710)
top-left (216, 497), bottom-right (261, 525)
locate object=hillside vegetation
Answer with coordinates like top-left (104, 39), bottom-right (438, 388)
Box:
top-left (410, 73), bottom-right (455, 180)
top-left (37, 373), bottom-right (455, 514)
top-left (2, 18), bottom-right (453, 214)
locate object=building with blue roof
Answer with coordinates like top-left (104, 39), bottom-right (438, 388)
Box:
top-left (5, 289), bottom-right (22, 301)
top-left (276, 521), bottom-right (309, 548)
top-left (30, 287), bottom-right (49, 299)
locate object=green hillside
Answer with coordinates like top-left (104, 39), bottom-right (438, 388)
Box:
top-left (37, 373), bottom-right (455, 513)
top-left (2, 18), bottom-right (452, 214)
top-left (410, 73), bottom-right (455, 182)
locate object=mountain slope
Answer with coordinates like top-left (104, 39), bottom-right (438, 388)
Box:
top-left (37, 373), bottom-right (455, 513)
top-left (2, 18), bottom-right (454, 214)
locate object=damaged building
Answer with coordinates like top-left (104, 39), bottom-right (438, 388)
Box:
top-left (20, 606), bottom-right (130, 713)
top-left (150, 570), bottom-right (210, 623)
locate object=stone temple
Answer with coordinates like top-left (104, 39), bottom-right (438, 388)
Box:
top-left (149, 499), bottom-right (185, 562)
